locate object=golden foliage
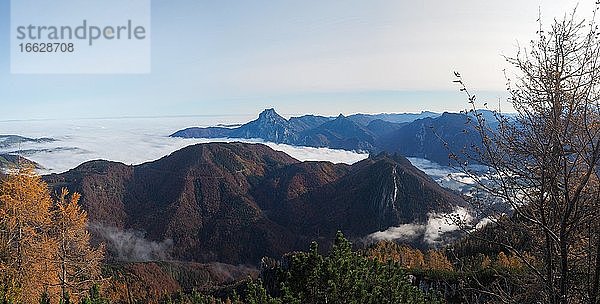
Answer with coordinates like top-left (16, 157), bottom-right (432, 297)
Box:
top-left (481, 255), bottom-right (492, 268)
top-left (495, 251), bottom-right (523, 270)
top-left (0, 166), bottom-right (58, 301)
top-left (0, 166), bottom-right (104, 303)
top-left (424, 249), bottom-right (453, 271)
top-left (53, 188), bottom-right (105, 301)
top-left (366, 241), bottom-right (453, 271)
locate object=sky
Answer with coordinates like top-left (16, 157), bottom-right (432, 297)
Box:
top-left (0, 0), bottom-right (596, 120)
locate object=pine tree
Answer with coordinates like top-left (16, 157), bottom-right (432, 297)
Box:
top-left (39, 290), bottom-right (50, 304)
top-left (245, 279), bottom-right (280, 304)
top-left (256, 231), bottom-right (438, 304)
top-left (59, 292), bottom-right (71, 304)
top-left (78, 284), bottom-right (108, 304)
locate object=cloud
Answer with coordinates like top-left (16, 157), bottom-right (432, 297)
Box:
top-left (0, 117), bottom-right (368, 173)
top-left (407, 157), bottom-right (483, 194)
top-left (367, 223), bottom-right (425, 242)
top-left (366, 207), bottom-right (473, 246)
top-left (423, 207), bottom-right (472, 244)
top-left (89, 222), bottom-right (173, 262)
top-left (249, 140), bottom-right (368, 164)
top-left (475, 217), bottom-right (494, 229)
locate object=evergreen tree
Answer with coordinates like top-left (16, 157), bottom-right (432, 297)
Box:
top-left (59, 292), bottom-right (71, 304)
top-left (39, 291), bottom-right (50, 304)
top-left (79, 284), bottom-right (108, 304)
top-left (245, 279), bottom-right (280, 304)
top-left (247, 231), bottom-right (439, 304)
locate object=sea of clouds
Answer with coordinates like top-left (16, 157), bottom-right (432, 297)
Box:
top-left (407, 157), bottom-right (477, 193)
top-left (0, 116), bottom-right (369, 173)
top-left (0, 116), bottom-right (371, 258)
top-left (1, 116), bottom-right (490, 249)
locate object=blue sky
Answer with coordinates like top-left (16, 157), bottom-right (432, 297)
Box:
top-left (0, 0), bottom-right (594, 120)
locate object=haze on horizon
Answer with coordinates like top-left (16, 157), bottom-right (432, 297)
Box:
top-left (0, 0), bottom-right (594, 120)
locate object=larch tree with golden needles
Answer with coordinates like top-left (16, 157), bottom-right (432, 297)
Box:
top-left (0, 166), bottom-right (58, 302)
top-left (52, 188), bottom-right (104, 301)
top-left (424, 249), bottom-right (453, 271)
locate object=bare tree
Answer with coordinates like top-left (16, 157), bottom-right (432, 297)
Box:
top-left (452, 7), bottom-right (600, 304)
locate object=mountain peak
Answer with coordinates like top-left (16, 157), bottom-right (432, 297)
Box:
top-left (259, 108), bottom-right (283, 120)
top-left (232, 108), bottom-right (292, 143)
top-left (45, 142), bottom-right (464, 264)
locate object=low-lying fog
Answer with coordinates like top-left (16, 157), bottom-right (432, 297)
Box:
top-left (0, 116), bottom-right (369, 173)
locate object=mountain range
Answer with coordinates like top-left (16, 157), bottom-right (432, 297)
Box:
top-left (44, 142), bottom-right (464, 265)
top-left (171, 109), bottom-right (486, 165)
top-left (0, 134), bottom-right (55, 148)
top-left (0, 154), bottom-right (40, 172)
top-left (0, 135), bottom-right (55, 171)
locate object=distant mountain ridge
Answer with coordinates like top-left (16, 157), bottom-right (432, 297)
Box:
top-left (0, 154), bottom-right (41, 171)
top-left (346, 111), bottom-right (439, 125)
top-left (44, 142), bottom-right (465, 265)
top-left (0, 135), bottom-right (55, 148)
top-left (171, 109), bottom-right (490, 165)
